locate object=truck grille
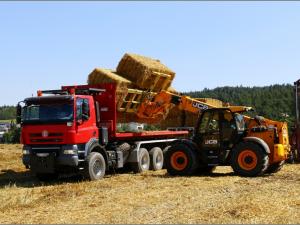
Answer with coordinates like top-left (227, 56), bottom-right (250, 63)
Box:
top-left (30, 133), bottom-right (63, 137)
top-left (30, 138), bottom-right (63, 143)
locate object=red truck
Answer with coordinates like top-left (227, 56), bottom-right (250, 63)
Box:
top-left (17, 84), bottom-right (188, 180)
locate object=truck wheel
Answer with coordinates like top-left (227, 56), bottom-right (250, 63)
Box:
top-left (165, 143), bottom-right (199, 176)
top-left (36, 172), bottom-right (59, 181)
top-left (265, 161), bottom-right (284, 174)
top-left (117, 142), bottom-right (131, 163)
top-left (83, 152), bottom-right (106, 181)
top-left (162, 146), bottom-right (171, 169)
top-left (231, 142), bottom-right (269, 177)
top-left (131, 148), bottom-right (150, 173)
top-left (149, 147), bottom-right (164, 171)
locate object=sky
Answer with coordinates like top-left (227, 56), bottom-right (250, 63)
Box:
top-left (0, 1), bottom-right (300, 105)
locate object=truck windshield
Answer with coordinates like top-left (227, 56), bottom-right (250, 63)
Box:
top-left (22, 103), bottom-right (74, 124)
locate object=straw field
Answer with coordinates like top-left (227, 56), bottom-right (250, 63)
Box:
top-left (1, 144), bottom-right (299, 224)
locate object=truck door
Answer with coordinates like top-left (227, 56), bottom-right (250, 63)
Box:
top-left (76, 97), bottom-right (97, 142)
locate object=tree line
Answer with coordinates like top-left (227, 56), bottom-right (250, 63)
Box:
top-left (0, 105), bottom-right (16, 120)
top-left (186, 84), bottom-right (295, 126)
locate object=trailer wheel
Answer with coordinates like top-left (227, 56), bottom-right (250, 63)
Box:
top-left (149, 147), bottom-right (164, 171)
top-left (265, 161), bottom-right (284, 174)
top-left (36, 172), bottom-right (59, 181)
top-left (165, 143), bottom-right (199, 176)
top-left (231, 142), bottom-right (269, 177)
top-left (131, 148), bottom-right (150, 173)
top-left (83, 152), bottom-right (106, 181)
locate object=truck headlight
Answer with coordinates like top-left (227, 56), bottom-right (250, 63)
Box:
top-left (63, 145), bottom-right (78, 155)
top-left (22, 146), bottom-right (31, 155)
top-left (63, 149), bottom-right (77, 155)
top-left (23, 149), bottom-right (30, 155)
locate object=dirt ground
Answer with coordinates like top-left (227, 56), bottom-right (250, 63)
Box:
top-left (0, 144), bottom-right (299, 224)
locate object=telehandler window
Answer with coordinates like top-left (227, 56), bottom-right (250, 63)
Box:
top-left (198, 111), bottom-right (219, 134)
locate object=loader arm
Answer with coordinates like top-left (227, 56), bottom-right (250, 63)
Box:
top-left (136, 90), bottom-right (252, 120)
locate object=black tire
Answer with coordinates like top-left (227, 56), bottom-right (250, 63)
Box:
top-left (36, 172), bottom-right (59, 181)
top-left (83, 152), bottom-right (106, 181)
top-left (162, 146), bottom-right (171, 169)
top-left (197, 165), bottom-right (216, 175)
top-left (265, 161), bottom-right (284, 174)
top-left (165, 143), bottom-right (199, 176)
top-left (131, 148), bottom-right (150, 173)
top-left (231, 141), bottom-right (269, 177)
top-left (149, 147), bottom-right (164, 171)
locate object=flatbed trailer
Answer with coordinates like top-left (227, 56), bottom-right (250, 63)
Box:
top-left (18, 83), bottom-right (188, 180)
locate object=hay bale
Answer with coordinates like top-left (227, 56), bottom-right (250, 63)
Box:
top-left (87, 68), bottom-right (134, 109)
top-left (159, 107), bottom-right (198, 129)
top-left (195, 98), bottom-right (224, 107)
top-left (116, 53), bottom-right (176, 92)
top-left (167, 86), bottom-right (178, 94)
top-left (87, 68), bottom-right (132, 88)
top-left (159, 98), bottom-right (226, 129)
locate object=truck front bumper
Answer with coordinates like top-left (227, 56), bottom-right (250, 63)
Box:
top-left (22, 145), bottom-right (80, 173)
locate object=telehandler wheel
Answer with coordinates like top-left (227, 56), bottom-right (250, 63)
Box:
top-left (231, 142), bottom-right (269, 177)
top-left (131, 148), bottom-right (150, 173)
top-left (265, 160), bottom-right (284, 174)
top-left (36, 172), bottom-right (59, 181)
top-left (165, 143), bottom-right (199, 176)
top-left (149, 147), bottom-right (164, 171)
top-left (83, 152), bottom-right (106, 181)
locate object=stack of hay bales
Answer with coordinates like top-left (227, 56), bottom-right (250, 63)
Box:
top-left (87, 53), bottom-right (178, 124)
top-left (116, 53), bottom-right (176, 92)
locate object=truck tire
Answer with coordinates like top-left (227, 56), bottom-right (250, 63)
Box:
top-left (117, 142), bottom-right (131, 163)
top-left (162, 146), bottom-right (171, 169)
top-left (149, 147), bottom-right (164, 171)
top-left (231, 142), bottom-right (269, 177)
top-left (36, 172), bottom-right (59, 181)
top-left (165, 143), bottom-right (199, 176)
top-left (265, 161), bottom-right (284, 174)
top-left (131, 148), bottom-right (150, 173)
top-left (83, 152), bottom-right (106, 181)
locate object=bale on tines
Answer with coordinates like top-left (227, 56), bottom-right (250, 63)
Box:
top-left (87, 68), bottom-right (132, 89)
top-left (87, 68), bottom-right (133, 110)
top-left (116, 53), bottom-right (176, 92)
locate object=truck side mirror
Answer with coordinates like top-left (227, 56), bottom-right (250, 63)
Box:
top-left (16, 103), bottom-right (22, 124)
